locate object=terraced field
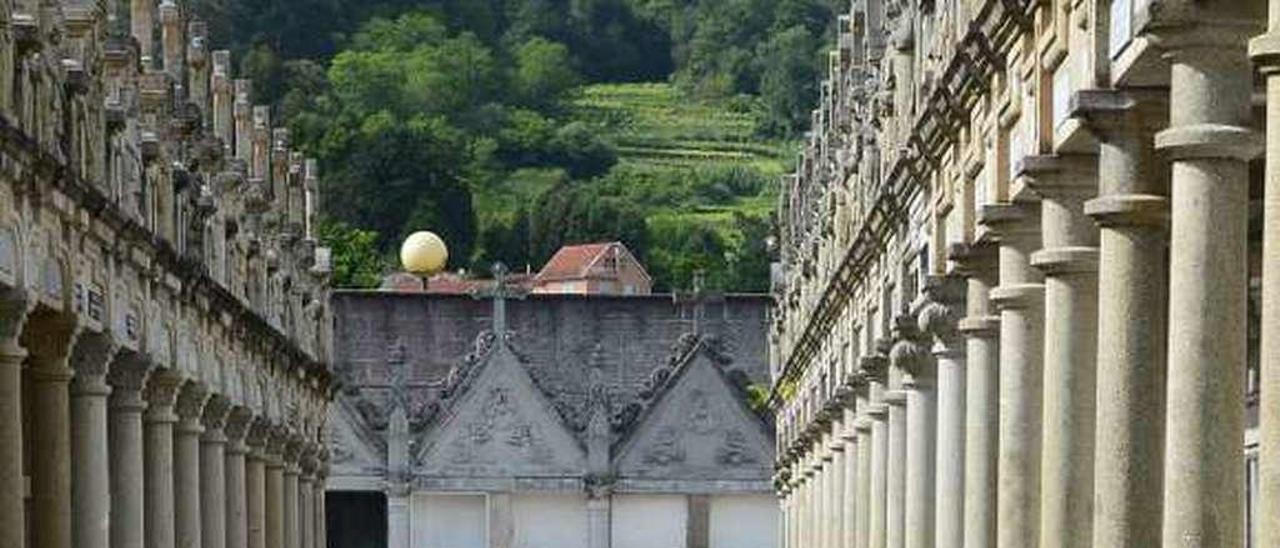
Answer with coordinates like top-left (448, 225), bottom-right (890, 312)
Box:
top-left (566, 82), bottom-right (795, 291)
top-left (573, 83), bottom-right (793, 176)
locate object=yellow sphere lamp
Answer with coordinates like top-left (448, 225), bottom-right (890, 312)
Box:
top-left (400, 231), bottom-right (448, 290)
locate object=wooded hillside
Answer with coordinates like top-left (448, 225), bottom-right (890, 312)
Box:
top-left (191, 0), bottom-right (840, 291)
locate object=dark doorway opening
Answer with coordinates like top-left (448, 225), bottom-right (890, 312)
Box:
top-left (327, 491), bottom-right (387, 548)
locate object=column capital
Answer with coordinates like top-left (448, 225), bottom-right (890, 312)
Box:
top-left (1143, 5), bottom-right (1264, 55)
top-left (245, 416), bottom-right (272, 454)
top-left (108, 351), bottom-right (152, 410)
top-left (990, 283), bottom-right (1045, 311)
top-left (857, 355), bottom-right (888, 383)
top-left (889, 315), bottom-right (931, 380)
top-left (224, 406), bottom-right (255, 454)
top-left (0, 289), bottom-right (32, 344)
top-left (1014, 154), bottom-right (1098, 200)
top-left (22, 308), bottom-right (80, 372)
top-left (918, 275), bottom-right (965, 346)
top-left (853, 416), bottom-right (874, 432)
top-left (176, 380), bottom-right (209, 433)
top-left (948, 241), bottom-right (999, 279)
top-left (201, 395), bottom-right (232, 442)
top-left (958, 315), bottom-right (1000, 337)
top-left (883, 389), bottom-right (908, 406)
top-left (283, 435), bottom-right (305, 471)
top-left (1070, 88), bottom-right (1169, 138)
top-left (70, 330), bottom-right (118, 396)
top-left (1085, 194), bottom-right (1170, 228)
top-left (299, 444), bottom-right (321, 477)
top-left (1249, 31), bottom-right (1280, 72)
top-left (978, 202), bottom-right (1040, 241)
top-left (1030, 246), bottom-right (1099, 275)
top-left (1155, 123), bottom-right (1263, 162)
top-left (144, 369), bottom-right (185, 423)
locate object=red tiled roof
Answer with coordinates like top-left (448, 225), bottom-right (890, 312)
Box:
top-left (425, 272), bottom-right (537, 294)
top-left (535, 242), bottom-right (615, 282)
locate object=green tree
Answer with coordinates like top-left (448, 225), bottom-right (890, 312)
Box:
top-left (514, 37), bottom-right (582, 110)
top-left (316, 219), bottom-right (388, 288)
top-left (548, 122), bottom-right (617, 179)
top-left (756, 25), bottom-right (820, 137)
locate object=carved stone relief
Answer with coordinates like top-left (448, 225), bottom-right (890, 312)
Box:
top-left (418, 345), bottom-right (585, 478)
top-left (615, 348), bottom-right (773, 480)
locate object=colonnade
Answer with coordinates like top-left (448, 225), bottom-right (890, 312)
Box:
top-left (772, 1), bottom-right (1277, 548)
top-left (1, 323), bottom-right (331, 548)
top-left (0, 1), bottom-right (335, 548)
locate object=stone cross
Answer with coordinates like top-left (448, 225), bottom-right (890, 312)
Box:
top-left (471, 262), bottom-right (527, 335)
top-left (674, 270), bottom-right (722, 335)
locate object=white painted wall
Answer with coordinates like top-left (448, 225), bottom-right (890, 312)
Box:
top-left (612, 495), bottom-right (687, 548)
top-left (709, 495), bottom-right (778, 548)
top-left (512, 494), bottom-right (590, 548)
top-left (412, 493), bottom-right (487, 548)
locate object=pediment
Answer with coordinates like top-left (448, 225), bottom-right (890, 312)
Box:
top-left (416, 343), bottom-right (586, 478)
top-left (328, 396), bottom-right (386, 477)
top-left (613, 348), bottom-right (773, 481)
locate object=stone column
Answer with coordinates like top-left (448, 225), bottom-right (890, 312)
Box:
top-left (777, 491), bottom-right (789, 548)
top-left (1021, 155), bottom-right (1100, 548)
top-left (818, 437), bottom-right (832, 548)
top-left (827, 427), bottom-right (845, 548)
top-left (211, 51), bottom-right (234, 149)
top-left (950, 242), bottom-right (1000, 548)
top-left (283, 438), bottom-right (301, 548)
top-left (981, 200), bottom-right (1046, 548)
top-left (233, 80), bottom-right (253, 161)
top-left (586, 489), bottom-right (611, 548)
top-left (0, 294), bottom-right (28, 548)
top-left (891, 322), bottom-right (934, 548)
top-left (131, 0), bottom-right (154, 65)
top-left (70, 332), bottom-right (119, 548)
top-left (841, 406), bottom-right (859, 548)
top-left (314, 461), bottom-right (328, 548)
top-left (1074, 89), bottom-right (1169, 548)
top-left (918, 278), bottom-right (965, 548)
top-left (1252, 14), bottom-right (1280, 548)
top-left (109, 353), bottom-right (152, 548)
top-left (176, 383), bottom-right (209, 548)
top-left (386, 488), bottom-right (410, 548)
top-left (265, 430), bottom-right (287, 548)
top-left (806, 473), bottom-right (814, 548)
top-left (854, 415), bottom-right (874, 548)
top-left (224, 408), bottom-right (254, 548)
top-left (1151, 9), bottom-right (1262, 547)
top-left (201, 397), bottom-right (232, 548)
top-left (862, 356), bottom-right (890, 548)
top-left (299, 451), bottom-right (315, 548)
top-left (24, 312), bottom-right (80, 548)
top-left (159, 0), bottom-right (183, 81)
top-left (798, 458), bottom-right (811, 548)
top-left (145, 371), bottom-right (185, 548)
top-left (245, 421), bottom-right (269, 548)
top-left (883, 386), bottom-right (907, 548)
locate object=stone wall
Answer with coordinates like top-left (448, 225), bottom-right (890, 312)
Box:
top-left (332, 292), bottom-right (770, 423)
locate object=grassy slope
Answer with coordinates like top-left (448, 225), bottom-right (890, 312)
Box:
top-left (475, 82), bottom-right (794, 290)
top-left (573, 82), bottom-right (791, 240)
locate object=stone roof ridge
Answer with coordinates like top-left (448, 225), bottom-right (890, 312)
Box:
top-left (437, 329), bottom-right (499, 405)
top-left (435, 328), bottom-right (556, 423)
top-left (609, 332), bottom-right (761, 444)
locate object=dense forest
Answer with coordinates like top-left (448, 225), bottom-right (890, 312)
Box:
top-left (191, 0), bottom-right (841, 291)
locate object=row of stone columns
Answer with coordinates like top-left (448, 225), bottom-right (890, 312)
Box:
top-left (778, 5), bottom-right (1280, 548)
top-left (0, 306), bottom-right (329, 548)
